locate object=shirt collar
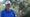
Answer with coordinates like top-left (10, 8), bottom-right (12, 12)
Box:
top-left (5, 9), bottom-right (10, 13)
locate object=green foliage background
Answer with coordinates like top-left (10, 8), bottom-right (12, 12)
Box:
top-left (0, 0), bottom-right (28, 14)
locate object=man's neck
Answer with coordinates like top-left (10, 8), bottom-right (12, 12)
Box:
top-left (5, 8), bottom-right (10, 11)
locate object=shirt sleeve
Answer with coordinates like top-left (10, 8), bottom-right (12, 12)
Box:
top-left (11, 10), bottom-right (15, 17)
top-left (13, 11), bottom-right (15, 17)
top-left (1, 11), bottom-right (4, 17)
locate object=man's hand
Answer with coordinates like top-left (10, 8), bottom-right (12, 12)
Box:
top-left (17, 10), bottom-right (22, 17)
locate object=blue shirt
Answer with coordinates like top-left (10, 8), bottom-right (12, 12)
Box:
top-left (1, 9), bottom-right (15, 17)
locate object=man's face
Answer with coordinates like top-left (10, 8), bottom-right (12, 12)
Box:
top-left (6, 4), bottom-right (10, 9)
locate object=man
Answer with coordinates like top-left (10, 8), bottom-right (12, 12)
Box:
top-left (1, 1), bottom-right (15, 17)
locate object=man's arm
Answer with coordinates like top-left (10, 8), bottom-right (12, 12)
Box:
top-left (11, 9), bottom-right (15, 17)
top-left (1, 11), bottom-right (4, 17)
top-left (13, 11), bottom-right (15, 17)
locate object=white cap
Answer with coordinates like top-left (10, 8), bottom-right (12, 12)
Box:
top-left (5, 1), bottom-right (11, 5)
